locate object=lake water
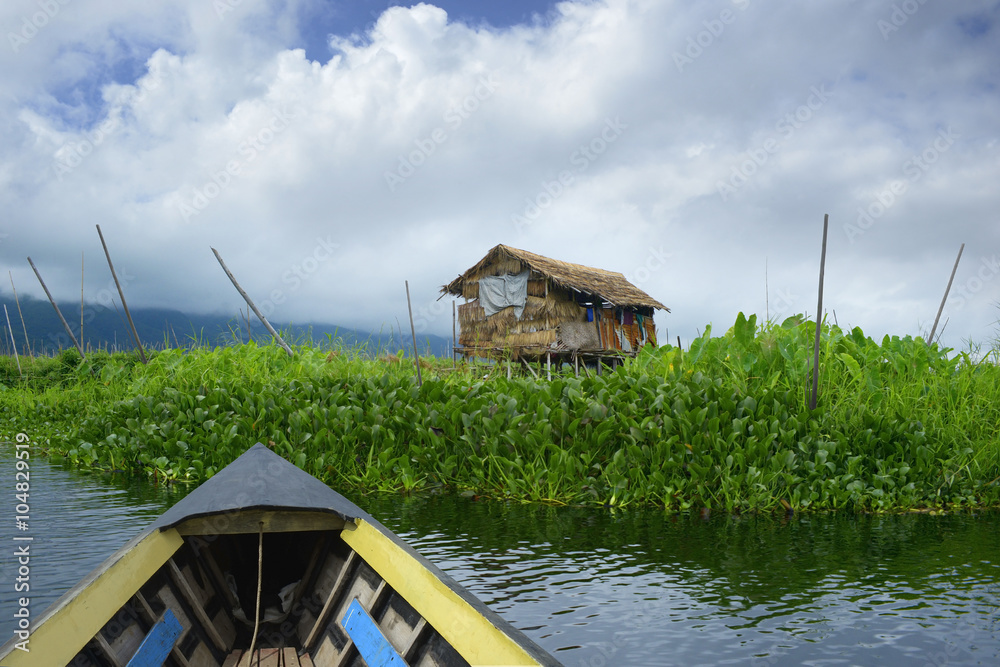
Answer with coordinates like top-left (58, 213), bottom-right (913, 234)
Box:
top-left (2, 445), bottom-right (998, 666)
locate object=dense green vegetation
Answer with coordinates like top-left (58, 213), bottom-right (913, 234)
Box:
top-left (1, 314), bottom-right (999, 511)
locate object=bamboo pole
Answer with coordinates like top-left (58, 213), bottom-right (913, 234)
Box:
top-left (9, 271), bottom-right (31, 358)
top-left (927, 243), bottom-right (965, 345)
top-left (934, 317), bottom-right (949, 345)
top-left (244, 306), bottom-right (253, 343)
top-left (810, 214), bottom-right (830, 411)
top-left (211, 247), bottom-right (293, 357)
top-left (27, 256), bottom-right (86, 360)
top-left (405, 280), bottom-right (423, 386)
top-left (4, 305), bottom-right (21, 377)
top-left (452, 300), bottom-right (457, 369)
top-left (96, 225), bottom-right (147, 364)
top-left (110, 299), bottom-right (131, 344)
top-left (80, 251), bottom-right (84, 345)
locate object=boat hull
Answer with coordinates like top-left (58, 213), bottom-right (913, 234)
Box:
top-left (0, 444), bottom-right (560, 667)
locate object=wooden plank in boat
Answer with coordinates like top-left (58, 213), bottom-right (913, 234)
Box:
top-left (342, 599), bottom-right (407, 667)
top-left (315, 575), bottom-right (382, 667)
top-left (167, 558), bottom-right (229, 651)
top-left (303, 551), bottom-right (357, 648)
top-left (94, 632), bottom-right (126, 667)
top-left (242, 648), bottom-right (281, 666)
top-left (187, 536), bottom-right (240, 612)
top-left (229, 647), bottom-right (297, 666)
top-left (175, 510), bottom-right (346, 536)
top-left (134, 591), bottom-right (193, 667)
top-left (399, 617), bottom-right (428, 661)
top-left (125, 609), bottom-right (183, 667)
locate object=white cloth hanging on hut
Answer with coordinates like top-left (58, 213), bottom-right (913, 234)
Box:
top-left (479, 270), bottom-right (529, 318)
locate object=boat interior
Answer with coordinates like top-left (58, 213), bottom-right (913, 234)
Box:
top-left (70, 525), bottom-right (470, 667)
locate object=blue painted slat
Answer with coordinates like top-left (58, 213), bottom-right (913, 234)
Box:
top-left (342, 598), bottom-right (408, 667)
top-left (126, 608), bottom-right (183, 667)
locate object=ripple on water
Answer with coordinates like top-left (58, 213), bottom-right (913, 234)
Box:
top-left (363, 494), bottom-right (1000, 666)
top-left (3, 459), bottom-right (998, 666)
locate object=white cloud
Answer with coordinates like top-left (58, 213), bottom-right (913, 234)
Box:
top-left (1, 0), bottom-right (998, 350)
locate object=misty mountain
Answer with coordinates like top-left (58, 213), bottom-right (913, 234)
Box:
top-left (0, 294), bottom-right (452, 358)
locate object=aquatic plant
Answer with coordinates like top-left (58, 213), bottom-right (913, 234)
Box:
top-left (1, 314), bottom-right (998, 511)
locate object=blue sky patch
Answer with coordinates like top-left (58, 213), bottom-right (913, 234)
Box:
top-left (294, 0), bottom-right (560, 62)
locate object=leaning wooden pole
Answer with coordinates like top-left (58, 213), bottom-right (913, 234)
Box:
top-left (96, 225), bottom-right (148, 364)
top-left (211, 247), bottom-right (293, 357)
top-left (27, 256), bottom-right (86, 360)
top-left (80, 251), bottom-right (85, 345)
top-left (927, 243), bottom-right (965, 346)
top-left (405, 280), bottom-right (423, 386)
top-left (452, 300), bottom-right (457, 368)
top-left (810, 214), bottom-right (830, 411)
top-left (4, 305), bottom-right (22, 377)
top-left (9, 271), bottom-right (32, 358)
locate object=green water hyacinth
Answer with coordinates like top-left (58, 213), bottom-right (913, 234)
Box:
top-left (1, 313), bottom-right (998, 511)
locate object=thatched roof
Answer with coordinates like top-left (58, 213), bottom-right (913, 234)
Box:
top-left (442, 244), bottom-right (669, 311)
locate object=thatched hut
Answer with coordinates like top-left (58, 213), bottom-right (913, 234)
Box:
top-left (441, 244), bottom-right (669, 363)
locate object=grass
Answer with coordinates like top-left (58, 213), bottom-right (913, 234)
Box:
top-left (1, 313), bottom-right (998, 512)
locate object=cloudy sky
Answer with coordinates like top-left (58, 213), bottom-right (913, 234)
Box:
top-left (1, 0), bottom-right (998, 351)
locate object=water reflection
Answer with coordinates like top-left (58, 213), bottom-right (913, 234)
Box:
top-left (361, 494), bottom-right (1000, 666)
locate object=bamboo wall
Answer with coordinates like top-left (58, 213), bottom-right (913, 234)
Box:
top-left (457, 289), bottom-right (586, 353)
top-left (456, 272), bottom-right (656, 358)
